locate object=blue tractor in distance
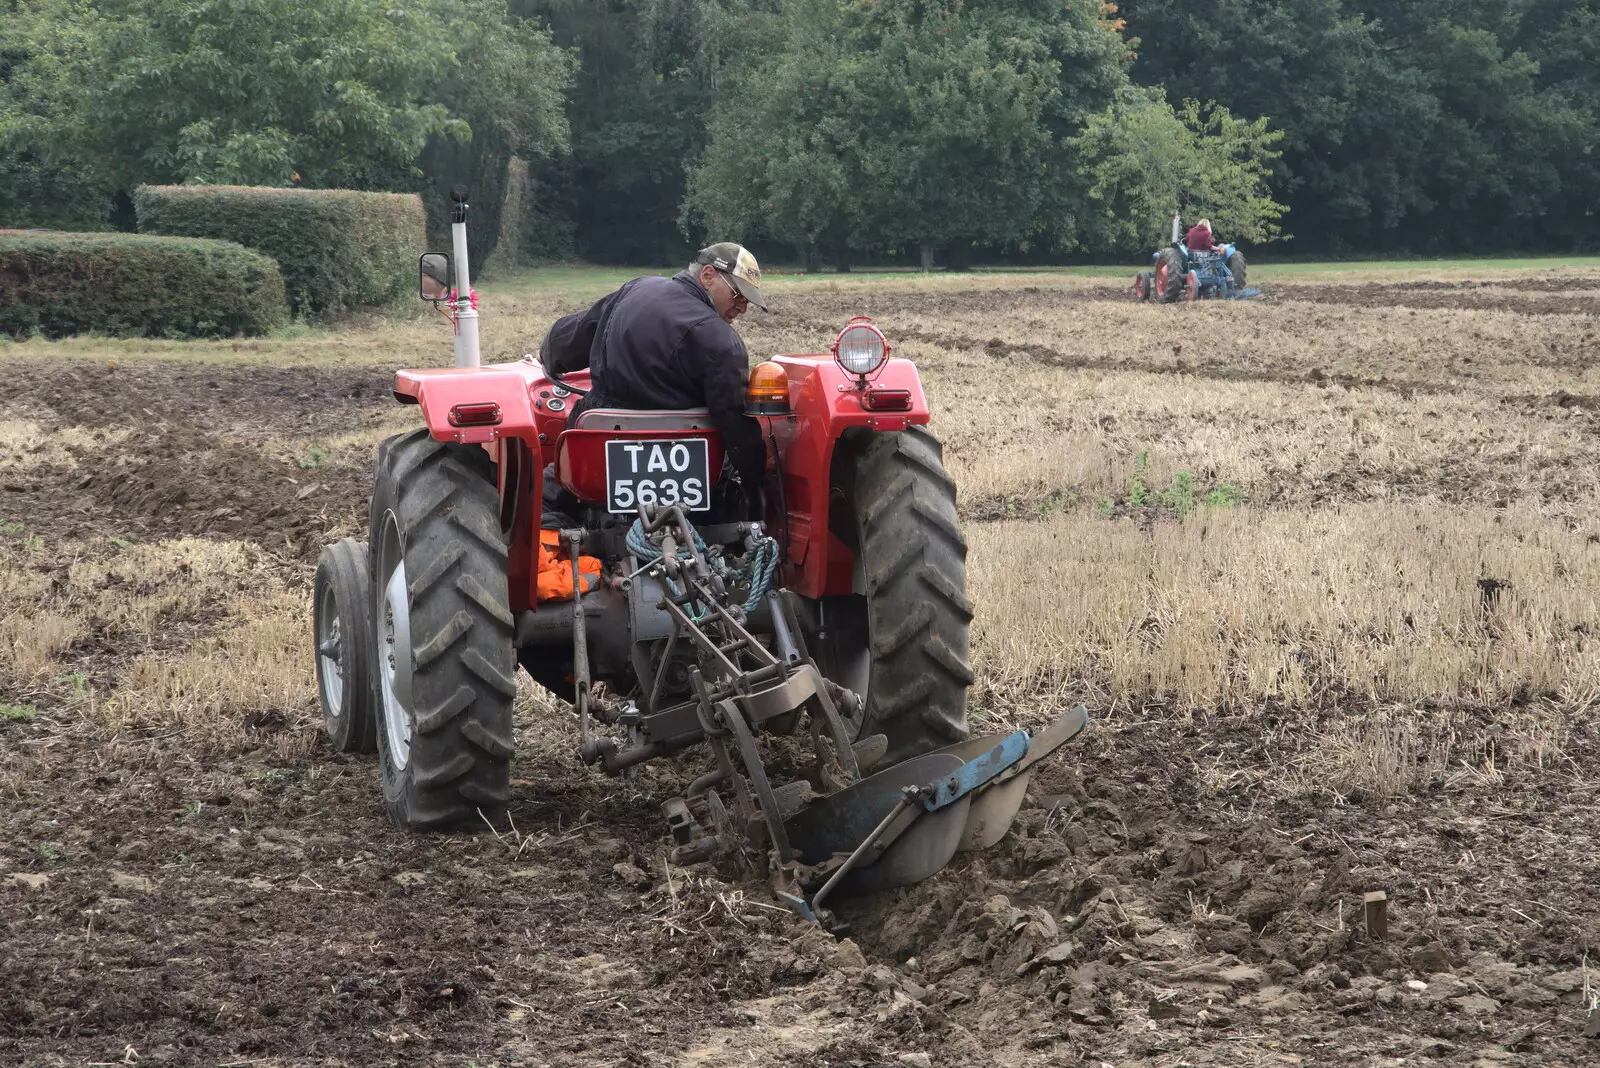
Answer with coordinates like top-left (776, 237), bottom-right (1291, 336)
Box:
top-left (1133, 214), bottom-right (1258, 303)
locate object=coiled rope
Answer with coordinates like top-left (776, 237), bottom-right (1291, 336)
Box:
top-left (626, 518), bottom-right (780, 617)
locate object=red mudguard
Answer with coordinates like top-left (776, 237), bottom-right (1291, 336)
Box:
top-left (390, 355), bottom-right (931, 609)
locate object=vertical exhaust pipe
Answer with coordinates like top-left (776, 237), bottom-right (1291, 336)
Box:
top-left (450, 185), bottom-right (480, 368)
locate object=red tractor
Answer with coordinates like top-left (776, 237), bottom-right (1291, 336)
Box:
top-left (312, 188), bottom-right (1084, 921)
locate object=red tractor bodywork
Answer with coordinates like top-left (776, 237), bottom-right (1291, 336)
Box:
top-left (392, 352), bottom-right (932, 615)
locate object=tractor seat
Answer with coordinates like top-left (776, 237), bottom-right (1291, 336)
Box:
top-left (572, 407), bottom-right (713, 432)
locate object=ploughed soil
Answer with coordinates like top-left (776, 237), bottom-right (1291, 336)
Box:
top-left (4, 283), bottom-right (1600, 1068)
top-left (6, 702), bottom-right (1595, 1067)
top-left (0, 360), bottom-right (387, 559)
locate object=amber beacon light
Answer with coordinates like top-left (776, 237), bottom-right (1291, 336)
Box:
top-left (745, 361), bottom-right (791, 415)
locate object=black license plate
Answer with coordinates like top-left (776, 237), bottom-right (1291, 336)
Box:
top-left (604, 438), bottom-right (711, 513)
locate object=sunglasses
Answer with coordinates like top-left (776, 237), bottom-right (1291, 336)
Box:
top-left (716, 269), bottom-right (749, 305)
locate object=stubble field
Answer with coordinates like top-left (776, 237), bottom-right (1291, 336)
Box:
top-left (3, 264), bottom-right (1599, 1067)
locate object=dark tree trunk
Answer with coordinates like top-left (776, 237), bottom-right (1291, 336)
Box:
top-left (919, 240), bottom-right (935, 271)
top-left (111, 190), bottom-right (137, 232)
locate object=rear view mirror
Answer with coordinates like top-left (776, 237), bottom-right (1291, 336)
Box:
top-left (419, 253), bottom-right (451, 301)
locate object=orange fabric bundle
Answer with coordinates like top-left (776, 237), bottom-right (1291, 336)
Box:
top-left (536, 529), bottom-right (603, 603)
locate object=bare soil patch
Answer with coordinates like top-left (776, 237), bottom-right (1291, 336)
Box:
top-left (4, 701), bottom-right (1594, 1066)
top-left (1272, 277), bottom-right (1600, 316)
top-left (1, 358), bottom-right (382, 557)
top-left (1, 355), bottom-right (392, 438)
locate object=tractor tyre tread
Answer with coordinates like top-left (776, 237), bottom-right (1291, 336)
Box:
top-left (1227, 250), bottom-right (1247, 289)
top-left (852, 425), bottom-right (971, 763)
top-left (1156, 248), bottom-right (1186, 303)
top-left (372, 428), bottom-right (514, 830)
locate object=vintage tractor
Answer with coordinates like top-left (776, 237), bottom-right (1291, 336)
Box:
top-left (1133, 213), bottom-right (1257, 303)
top-left (311, 188), bottom-right (1087, 922)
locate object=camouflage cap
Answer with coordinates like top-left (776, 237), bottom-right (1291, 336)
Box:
top-left (694, 242), bottom-right (768, 311)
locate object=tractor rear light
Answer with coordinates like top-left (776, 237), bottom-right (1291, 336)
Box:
top-left (448, 402), bottom-right (502, 427)
top-left (832, 317), bottom-right (890, 379)
top-left (745, 361), bottom-right (790, 415)
top-left (862, 388), bottom-right (912, 412)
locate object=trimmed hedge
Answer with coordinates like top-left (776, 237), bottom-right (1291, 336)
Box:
top-left (134, 185), bottom-right (426, 319)
top-left (0, 230), bottom-right (288, 339)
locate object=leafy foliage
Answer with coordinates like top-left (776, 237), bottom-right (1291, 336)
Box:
top-left (1067, 88), bottom-right (1285, 255)
top-left (0, 1), bottom-right (111, 229)
top-left (7, 0), bottom-right (1596, 266)
top-left (0, 0), bottom-right (572, 273)
top-left (0, 228), bottom-right (287, 338)
top-left (133, 185), bottom-right (425, 317)
top-left (33, 0), bottom-right (460, 189)
top-left (520, 0), bottom-right (771, 264)
top-left (685, 0), bottom-right (1143, 267)
top-left (413, 0), bottom-right (574, 270)
top-left (1122, 0), bottom-right (1600, 253)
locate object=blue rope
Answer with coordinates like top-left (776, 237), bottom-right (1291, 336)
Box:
top-left (627, 518), bottom-right (780, 617)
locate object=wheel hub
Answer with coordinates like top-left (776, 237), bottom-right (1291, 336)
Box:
top-left (379, 555), bottom-right (414, 769)
top-left (316, 595), bottom-right (344, 714)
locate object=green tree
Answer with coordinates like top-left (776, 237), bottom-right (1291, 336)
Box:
top-left (522, 0), bottom-right (773, 263)
top-left (1122, 0), bottom-right (1600, 253)
top-left (67, 0), bottom-right (463, 189)
top-left (686, 0), bottom-right (1139, 266)
top-left (841, 0), bottom-right (1090, 268)
top-left (682, 12), bottom-right (859, 269)
top-left (414, 1), bottom-right (574, 271)
top-left (1, 0), bottom-right (574, 255)
top-left (0, 1), bottom-right (109, 228)
top-left (1066, 88), bottom-right (1286, 255)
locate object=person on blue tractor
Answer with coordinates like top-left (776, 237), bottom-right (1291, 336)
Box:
top-left (1185, 218), bottom-right (1223, 254)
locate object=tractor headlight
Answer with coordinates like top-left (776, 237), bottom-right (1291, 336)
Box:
top-left (832, 317), bottom-right (890, 379)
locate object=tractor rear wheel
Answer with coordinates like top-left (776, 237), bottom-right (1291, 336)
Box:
top-left (1155, 248), bottom-right (1185, 303)
top-left (814, 426), bottom-right (973, 767)
top-left (370, 428), bottom-right (517, 829)
top-left (313, 537), bottom-right (377, 753)
top-left (1227, 250), bottom-right (1247, 289)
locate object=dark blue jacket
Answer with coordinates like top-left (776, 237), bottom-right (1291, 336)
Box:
top-left (541, 271), bottom-right (765, 489)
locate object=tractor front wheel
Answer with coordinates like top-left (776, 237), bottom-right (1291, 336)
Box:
top-left (814, 426), bottom-right (973, 767)
top-left (370, 429), bottom-right (517, 829)
top-left (1185, 270), bottom-right (1200, 303)
top-left (313, 538), bottom-right (377, 753)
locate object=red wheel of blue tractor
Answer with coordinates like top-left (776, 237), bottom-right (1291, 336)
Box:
top-left (1133, 272), bottom-right (1152, 301)
top-left (1185, 270), bottom-right (1199, 303)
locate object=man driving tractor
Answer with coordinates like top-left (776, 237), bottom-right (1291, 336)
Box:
top-left (534, 242), bottom-right (771, 597)
top-left (540, 242), bottom-right (770, 496)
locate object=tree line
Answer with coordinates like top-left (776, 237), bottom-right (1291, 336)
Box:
top-left (3, 0), bottom-right (1595, 270)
